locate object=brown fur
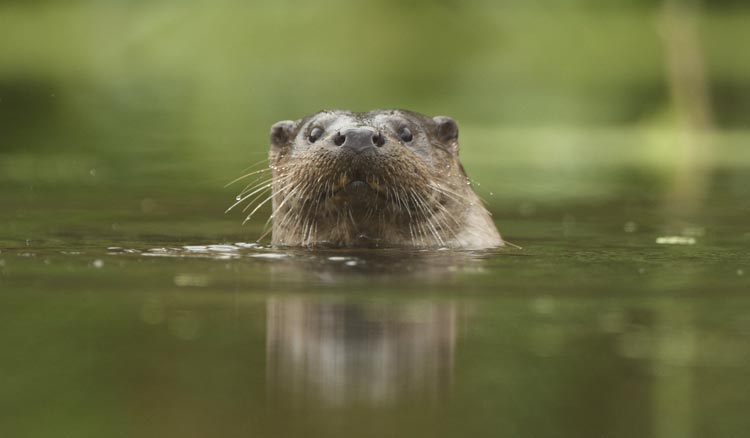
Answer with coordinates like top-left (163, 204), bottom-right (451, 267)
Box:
top-left (264, 109), bottom-right (502, 249)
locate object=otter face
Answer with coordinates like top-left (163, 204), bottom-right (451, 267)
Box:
top-left (262, 109), bottom-right (501, 248)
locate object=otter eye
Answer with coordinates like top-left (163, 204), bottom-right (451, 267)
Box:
top-left (398, 127), bottom-right (413, 143)
top-left (308, 127), bottom-right (324, 143)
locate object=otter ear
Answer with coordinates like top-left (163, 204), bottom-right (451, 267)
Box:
top-left (270, 120), bottom-right (295, 149)
top-left (433, 116), bottom-right (459, 153)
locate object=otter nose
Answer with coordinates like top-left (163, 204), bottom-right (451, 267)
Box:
top-left (333, 128), bottom-right (384, 153)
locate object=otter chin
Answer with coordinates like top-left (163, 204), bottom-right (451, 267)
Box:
top-left (262, 109), bottom-right (503, 249)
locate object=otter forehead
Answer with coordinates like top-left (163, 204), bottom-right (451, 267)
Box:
top-left (300, 109), bottom-right (422, 130)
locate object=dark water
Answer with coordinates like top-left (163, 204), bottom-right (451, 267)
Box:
top-left (2, 133), bottom-right (750, 438)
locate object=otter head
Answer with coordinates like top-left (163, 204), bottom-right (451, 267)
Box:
top-left (264, 109), bottom-right (502, 248)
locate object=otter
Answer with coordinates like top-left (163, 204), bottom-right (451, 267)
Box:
top-left (261, 109), bottom-right (502, 249)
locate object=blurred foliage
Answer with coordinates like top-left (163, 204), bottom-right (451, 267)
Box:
top-left (0, 0), bottom-right (749, 211)
top-left (1, 0), bottom-right (748, 138)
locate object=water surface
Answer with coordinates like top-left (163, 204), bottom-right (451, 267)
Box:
top-left (2, 132), bottom-right (750, 438)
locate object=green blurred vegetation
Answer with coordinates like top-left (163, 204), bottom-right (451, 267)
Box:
top-left (1, 0), bottom-right (750, 244)
top-left (2, 0), bottom-right (749, 162)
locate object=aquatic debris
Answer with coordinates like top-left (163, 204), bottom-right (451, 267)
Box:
top-left (656, 236), bottom-right (696, 245)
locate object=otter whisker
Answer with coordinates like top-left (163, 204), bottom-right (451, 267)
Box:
top-left (423, 184), bottom-right (465, 233)
top-left (402, 188), bottom-right (428, 245)
top-left (237, 176), bottom-right (297, 217)
top-left (256, 226), bottom-right (273, 243)
top-left (237, 183), bottom-right (277, 214)
top-left (267, 183), bottom-right (311, 234)
top-left (226, 181), bottom-right (273, 213)
top-left (235, 175), bottom-right (282, 201)
top-left (406, 189), bottom-right (440, 246)
top-left (224, 167), bottom-right (271, 188)
top-left (236, 176), bottom-right (273, 197)
top-left (412, 192), bottom-right (445, 246)
top-left (418, 191), bottom-right (452, 246)
top-left (233, 157), bottom-right (273, 177)
top-left (242, 180), bottom-right (298, 223)
top-left (427, 183), bottom-right (468, 203)
top-left (229, 173), bottom-right (293, 214)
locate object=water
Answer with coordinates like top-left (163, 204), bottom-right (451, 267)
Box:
top-left (1, 130), bottom-right (749, 438)
top-left (3, 0), bottom-right (750, 434)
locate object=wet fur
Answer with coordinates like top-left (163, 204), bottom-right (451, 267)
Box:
top-left (244, 109), bottom-right (502, 249)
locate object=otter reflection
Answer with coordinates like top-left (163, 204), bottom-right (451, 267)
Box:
top-left (266, 296), bottom-right (462, 406)
top-left (266, 248), bottom-right (493, 283)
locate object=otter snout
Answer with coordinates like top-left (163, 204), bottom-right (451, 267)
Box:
top-left (333, 128), bottom-right (385, 153)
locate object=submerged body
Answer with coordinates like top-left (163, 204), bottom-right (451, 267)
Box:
top-left (265, 109), bottom-right (502, 249)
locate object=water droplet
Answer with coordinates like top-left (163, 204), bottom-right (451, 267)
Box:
top-left (92, 259), bottom-right (104, 268)
top-left (236, 195), bottom-right (242, 200)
